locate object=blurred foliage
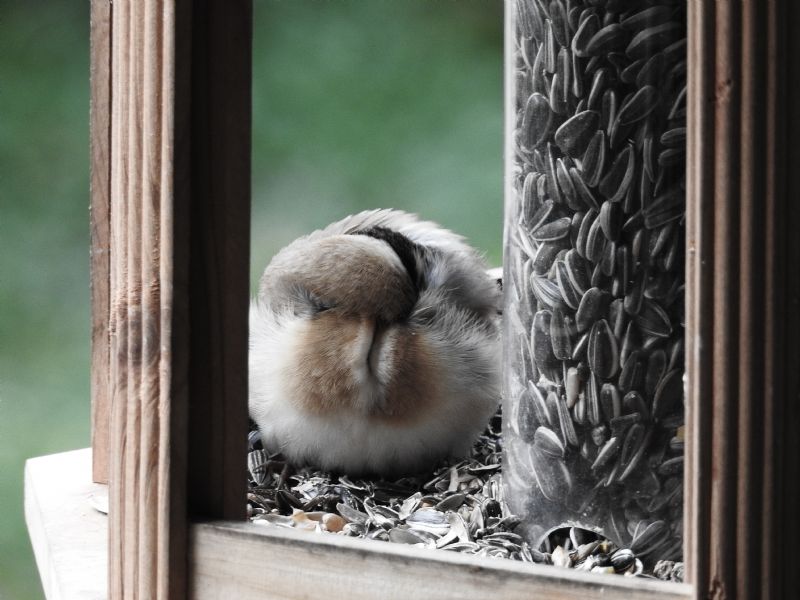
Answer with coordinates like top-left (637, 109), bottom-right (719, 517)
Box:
top-left (0, 1), bottom-right (501, 598)
top-left (251, 0), bottom-right (504, 283)
top-left (1, 1), bottom-right (91, 598)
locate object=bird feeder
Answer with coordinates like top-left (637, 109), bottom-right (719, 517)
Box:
top-left (503, 0), bottom-right (686, 560)
top-left (22, 1), bottom-right (800, 599)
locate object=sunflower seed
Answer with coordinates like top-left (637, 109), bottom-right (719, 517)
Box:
top-left (565, 249), bottom-right (591, 294)
top-left (532, 274), bottom-right (564, 311)
top-left (598, 200), bottom-right (623, 241)
top-left (569, 167), bottom-right (600, 210)
top-left (586, 372), bottom-right (601, 425)
top-left (572, 331), bottom-right (589, 361)
top-left (620, 321), bottom-right (641, 365)
top-left (549, 0), bottom-right (569, 46)
top-left (631, 520), bottom-right (669, 557)
top-left (599, 240), bottom-right (616, 276)
top-left (658, 147), bottom-right (684, 167)
top-left (587, 319), bottom-right (620, 378)
top-left (618, 422), bottom-right (646, 473)
top-left (624, 268), bottom-right (647, 316)
top-left (575, 208), bottom-right (598, 258)
top-left (608, 297), bottom-right (626, 338)
top-left (582, 130), bottom-right (607, 187)
top-left (645, 349), bottom-right (668, 399)
top-left (585, 217), bottom-right (607, 263)
top-left (550, 307), bottom-right (575, 359)
top-left (544, 19), bottom-right (558, 73)
top-left (576, 287), bottom-right (611, 332)
top-left (247, 449), bottom-right (270, 484)
top-left (532, 309), bottom-right (558, 368)
top-left (522, 93), bottom-right (555, 148)
top-left (586, 24), bottom-right (629, 56)
top-left (620, 6), bottom-right (673, 32)
top-left (549, 72), bottom-right (568, 114)
top-left (533, 216), bottom-right (572, 241)
top-left (555, 110), bottom-right (600, 157)
top-left (601, 144), bottom-right (636, 203)
top-left (533, 240), bottom-right (565, 274)
top-left (618, 350), bottom-right (645, 393)
top-left (635, 298), bottom-right (672, 337)
top-left (556, 392), bottom-right (580, 447)
top-left (572, 12), bottom-right (600, 57)
top-left (592, 436), bottom-right (621, 470)
top-left (557, 159), bottom-right (583, 211)
top-left (600, 88), bottom-right (618, 134)
top-left (535, 425), bottom-right (566, 457)
top-left (652, 369), bottom-right (682, 421)
top-left (626, 22), bottom-right (683, 60)
top-left (570, 48), bottom-right (584, 98)
top-left (586, 67), bottom-right (609, 111)
top-left (620, 58), bottom-right (644, 84)
top-left (609, 412), bottom-right (640, 436)
top-left (617, 85), bottom-right (660, 125)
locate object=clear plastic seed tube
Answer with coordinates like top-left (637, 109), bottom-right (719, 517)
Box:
top-left (502, 0), bottom-right (686, 563)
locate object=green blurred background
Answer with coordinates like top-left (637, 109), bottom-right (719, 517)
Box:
top-left (0, 1), bottom-right (502, 597)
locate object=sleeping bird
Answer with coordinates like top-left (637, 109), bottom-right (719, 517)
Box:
top-left (249, 209), bottom-right (501, 476)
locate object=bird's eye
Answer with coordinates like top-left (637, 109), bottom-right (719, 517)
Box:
top-left (314, 302), bottom-right (333, 314)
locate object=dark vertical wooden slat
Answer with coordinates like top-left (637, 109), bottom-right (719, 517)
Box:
top-left (761, 5), bottom-right (781, 596)
top-left (737, 2), bottom-right (765, 598)
top-left (162, 1), bottom-right (191, 598)
top-left (687, 1), bottom-right (800, 598)
top-left (184, 0), bottom-right (252, 522)
top-left (774, 3), bottom-right (800, 597)
top-left (90, 0), bottom-right (112, 485)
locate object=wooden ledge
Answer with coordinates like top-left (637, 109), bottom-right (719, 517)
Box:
top-left (22, 448), bottom-right (692, 599)
top-left (189, 521), bottom-right (691, 600)
top-left (24, 448), bottom-right (108, 600)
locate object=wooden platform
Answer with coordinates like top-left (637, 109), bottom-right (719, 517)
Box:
top-left (25, 448), bottom-right (108, 600)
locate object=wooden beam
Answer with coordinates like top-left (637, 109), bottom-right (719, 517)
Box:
top-left (685, 0), bottom-right (800, 597)
top-left (184, 0), bottom-right (252, 522)
top-left (25, 450), bottom-right (108, 600)
top-left (105, 1), bottom-right (251, 597)
top-left (189, 522), bottom-right (691, 600)
top-left (90, 0), bottom-right (112, 485)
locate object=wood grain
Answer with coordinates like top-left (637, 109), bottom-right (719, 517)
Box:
top-left (189, 522), bottom-right (691, 600)
top-left (102, 1), bottom-right (251, 597)
top-left (685, 1), bottom-right (800, 598)
top-left (24, 449), bottom-right (108, 600)
top-left (90, 0), bottom-right (112, 485)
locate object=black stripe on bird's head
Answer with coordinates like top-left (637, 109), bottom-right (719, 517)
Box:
top-left (350, 227), bottom-right (427, 297)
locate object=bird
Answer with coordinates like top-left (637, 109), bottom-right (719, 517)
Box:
top-left (248, 209), bottom-right (501, 476)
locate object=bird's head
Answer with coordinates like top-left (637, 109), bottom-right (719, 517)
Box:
top-left (256, 227), bottom-right (437, 421)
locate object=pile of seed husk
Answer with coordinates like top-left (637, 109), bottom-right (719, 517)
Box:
top-left (247, 413), bottom-right (682, 581)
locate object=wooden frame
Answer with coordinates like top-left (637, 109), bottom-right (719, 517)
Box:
top-left (88, 0), bottom-right (800, 598)
top-left (685, 1), bottom-right (800, 597)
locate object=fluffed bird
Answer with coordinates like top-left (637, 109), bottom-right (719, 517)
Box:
top-left (249, 209), bottom-right (501, 476)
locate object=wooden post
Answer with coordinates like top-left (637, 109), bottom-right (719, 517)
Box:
top-left (685, 1), bottom-right (800, 598)
top-left (99, 0), bottom-right (252, 597)
top-left (90, 0), bottom-right (112, 485)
